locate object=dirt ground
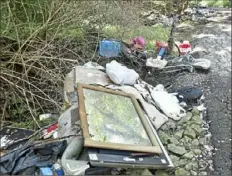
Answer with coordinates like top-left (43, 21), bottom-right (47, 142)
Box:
top-left (145, 9), bottom-right (231, 176)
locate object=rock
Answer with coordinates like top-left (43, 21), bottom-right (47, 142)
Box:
top-left (199, 160), bottom-right (208, 170)
top-left (183, 151), bottom-right (194, 159)
top-left (190, 170), bottom-right (197, 176)
top-left (177, 159), bottom-right (189, 167)
top-left (169, 137), bottom-right (180, 145)
top-left (174, 130), bottom-right (184, 140)
top-left (180, 136), bottom-right (192, 148)
top-left (155, 170), bottom-right (169, 176)
top-left (199, 171), bottom-right (207, 175)
top-left (190, 124), bottom-right (202, 135)
top-left (192, 139), bottom-right (200, 146)
top-left (141, 169), bottom-right (153, 176)
top-left (199, 137), bottom-right (207, 145)
top-left (193, 149), bottom-right (201, 155)
top-left (160, 119), bottom-right (177, 131)
top-left (178, 112), bottom-right (192, 125)
top-left (129, 169), bottom-right (153, 176)
top-left (185, 163), bottom-right (193, 171)
top-left (184, 126), bottom-right (196, 139)
top-left (167, 144), bottom-right (187, 155)
top-left (158, 131), bottom-right (170, 145)
top-left (175, 168), bottom-right (190, 176)
top-left (192, 107), bottom-right (200, 116)
top-left (191, 115), bottom-right (202, 125)
top-left (170, 155), bottom-right (180, 167)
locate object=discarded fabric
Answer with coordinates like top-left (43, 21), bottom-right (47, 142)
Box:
top-left (0, 140), bottom-right (67, 175)
top-left (106, 60), bottom-right (139, 85)
top-left (171, 53), bottom-right (211, 70)
top-left (176, 87), bottom-right (203, 105)
top-left (0, 127), bottom-right (34, 150)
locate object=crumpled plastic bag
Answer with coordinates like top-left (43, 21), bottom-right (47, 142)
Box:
top-left (151, 84), bottom-right (186, 121)
top-left (106, 60), bottom-right (139, 85)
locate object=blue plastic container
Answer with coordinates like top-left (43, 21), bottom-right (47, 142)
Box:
top-left (99, 40), bottom-right (121, 58)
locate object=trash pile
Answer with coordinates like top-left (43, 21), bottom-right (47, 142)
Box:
top-left (0, 48), bottom-right (214, 175)
top-left (143, 6), bottom-right (228, 26)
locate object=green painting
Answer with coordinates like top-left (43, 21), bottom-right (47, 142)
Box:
top-left (83, 88), bottom-right (152, 146)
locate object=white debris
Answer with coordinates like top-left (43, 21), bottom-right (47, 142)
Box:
top-left (0, 136), bottom-right (11, 148)
top-left (39, 113), bottom-right (53, 121)
top-left (151, 84), bottom-right (186, 120)
top-left (75, 67), bottom-right (110, 86)
top-left (106, 60), bottom-right (139, 85)
top-left (83, 61), bottom-right (105, 70)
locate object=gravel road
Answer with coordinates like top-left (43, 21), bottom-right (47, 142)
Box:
top-left (145, 8), bottom-right (231, 176)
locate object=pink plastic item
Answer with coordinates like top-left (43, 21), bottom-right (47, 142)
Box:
top-left (178, 41), bottom-right (192, 56)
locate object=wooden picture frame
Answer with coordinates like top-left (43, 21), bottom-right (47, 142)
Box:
top-left (77, 83), bottom-right (162, 154)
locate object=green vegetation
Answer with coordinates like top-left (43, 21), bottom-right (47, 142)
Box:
top-left (104, 24), bottom-right (170, 50)
top-left (0, 0), bottom-right (200, 128)
top-left (190, 0), bottom-right (231, 7)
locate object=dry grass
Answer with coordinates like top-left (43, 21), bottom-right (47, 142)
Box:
top-left (0, 0), bottom-right (144, 129)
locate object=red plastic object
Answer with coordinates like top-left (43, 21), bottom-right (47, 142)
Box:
top-left (178, 43), bottom-right (191, 56)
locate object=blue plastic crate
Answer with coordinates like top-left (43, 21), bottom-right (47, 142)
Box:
top-left (99, 40), bottom-right (121, 58)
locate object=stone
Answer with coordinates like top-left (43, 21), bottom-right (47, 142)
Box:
top-left (174, 130), bottom-right (184, 140)
top-left (170, 155), bottom-right (180, 167)
top-left (183, 151), bottom-right (195, 159)
top-left (191, 115), bottom-right (202, 125)
top-left (193, 149), bottom-right (201, 155)
top-left (169, 137), bottom-right (180, 145)
top-left (185, 163), bottom-right (193, 171)
top-left (199, 137), bottom-right (207, 145)
top-left (167, 144), bottom-right (187, 155)
top-left (158, 131), bottom-right (170, 145)
top-left (178, 112), bottom-right (192, 125)
top-left (191, 124), bottom-right (202, 135)
top-left (141, 169), bottom-right (153, 176)
top-left (192, 107), bottom-right (200, 116)
top-left (199, 160), bottom-right (208, 170)
top-left (199, 171), bottom-right (207, 175)
top-left (175, 168), bottom-right (190, 176)
top-left (192, 139), bottom-right (200, 146)
top-left (190, 170), bottom-right (197, 176)
top-left (155, 170), bottom-right (169, 176)
top-left (184, 126), bottom-right (196, 139)
top-left (160, 119), bottom-right (177, 131)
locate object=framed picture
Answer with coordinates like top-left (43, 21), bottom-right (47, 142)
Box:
top-left (77, 84), bottom-right (162, 154)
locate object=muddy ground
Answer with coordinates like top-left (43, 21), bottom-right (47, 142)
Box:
top-left (145, 9), bottom-right (231, 176)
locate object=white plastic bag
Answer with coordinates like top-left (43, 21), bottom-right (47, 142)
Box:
top-left (151, 84), bottom-right (186, 121)
top-left (106, 60), bottom-right (139, 85)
